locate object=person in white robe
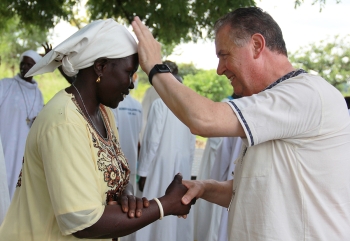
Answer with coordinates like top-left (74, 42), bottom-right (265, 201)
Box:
top-left (193, 137), bottom-right (223, 241)
top-left (211, 137), bottom-right (242, 241)
top-left (111, 73), bottom-right (142, 194)
top-left (0, 134), bottom-right (10, 225)
top-left (193, 94), bottom-right (238, 241)
top-left (140, 60), bottom-right (182, 142)
top-left (135, 97), bottom-right (196, 241)
top-left (0, 50), bottom-right (44, 199)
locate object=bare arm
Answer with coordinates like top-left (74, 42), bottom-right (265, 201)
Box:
top-left (73, 174), bottom-right (192, 239)
top-left (182, 179), bottom-right (233, 208)
top-left (132, 17), bottom-right (245, 138)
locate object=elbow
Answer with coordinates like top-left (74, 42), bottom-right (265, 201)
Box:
top-left (188, 119), bottom-right (212, 137)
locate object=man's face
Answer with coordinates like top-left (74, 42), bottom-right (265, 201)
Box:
top-left (215, 25), bottom-right (257, 96)
top-left (19, 56), bottom-right (36, 79)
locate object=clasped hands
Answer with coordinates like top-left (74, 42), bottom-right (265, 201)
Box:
top-left (108, 173), bottom-right (196, 218)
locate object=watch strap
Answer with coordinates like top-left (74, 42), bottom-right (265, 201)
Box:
top-left (148, 64), bottom-right (171, 85)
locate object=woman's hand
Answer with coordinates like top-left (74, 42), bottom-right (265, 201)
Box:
top-left (159, 173), bottom-right (193, 218)
top-left (109, 183), bottom-right (150, 218)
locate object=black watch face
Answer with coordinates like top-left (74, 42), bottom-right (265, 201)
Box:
top-left (156, 64), bottom-right (171, 73)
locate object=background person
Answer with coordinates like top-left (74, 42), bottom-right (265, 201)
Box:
top-left (136, 75), bottom-right (196, 241)
top-left (0, 50), bottom-right (44, 199)
top-left (0, 135), bottom-right (10, 225)
top-left (111, 72), bottom-right (143, 196)
top-left (0, 19), bottom-right (192, 240)
top-left (132, 7), bottom-right (350, 240)
top-left (140, 60), bottom-right (182, 142)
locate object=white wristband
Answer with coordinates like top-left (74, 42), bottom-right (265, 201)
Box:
top-left (153, 198), bottom-right (164, 220)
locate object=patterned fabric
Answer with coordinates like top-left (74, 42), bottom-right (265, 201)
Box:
top-left (72, 97), bottom-right (130, 203)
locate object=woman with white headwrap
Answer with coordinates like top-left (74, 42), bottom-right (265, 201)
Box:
top-left (0, 19), bottom-right (191, 240)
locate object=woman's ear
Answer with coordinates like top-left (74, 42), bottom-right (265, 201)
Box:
top-left (251, 33), bottom-right (265, 59)
top-left (94, 58), bottom-right (109, 76)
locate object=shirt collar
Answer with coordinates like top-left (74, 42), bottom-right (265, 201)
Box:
top-left (264, 69), bottom-right (307, 91)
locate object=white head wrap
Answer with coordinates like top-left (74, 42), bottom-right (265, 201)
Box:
top-left (26, 19), bottom-right (137, 77)
top-left (20, 50), bottom-right (42, 64)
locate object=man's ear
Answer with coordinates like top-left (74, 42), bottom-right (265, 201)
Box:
top-left (251, 33), bottom-right (265, 59)
top-left (94, 58), bottom-right (109, 76)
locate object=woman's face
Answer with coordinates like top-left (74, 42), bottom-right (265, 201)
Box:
top-left (98, 54), bottom-right (139, 108)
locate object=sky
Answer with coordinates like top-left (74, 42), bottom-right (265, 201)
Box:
top-left (50, 0), bottom-right (350, 70)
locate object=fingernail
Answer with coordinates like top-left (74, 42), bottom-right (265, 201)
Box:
top-left (130, 211), bottom-right (134, 217)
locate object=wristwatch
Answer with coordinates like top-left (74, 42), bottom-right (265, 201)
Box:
top-left (148, 64), bottom-right (171, 85)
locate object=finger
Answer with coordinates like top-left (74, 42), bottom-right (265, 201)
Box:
top-left (131, 17), bottom-right (143, 40)
top-left (173, 173), bottom-right (183, 183)
top-left (142, 197), bottom-right (150, 208)
top-left (127, 195), bottom-right (136, 218)
top-left (132, 16), bottom-right (155, 41)
top-left (135, 197), bottom-right (143, 218)
top-left (183, 214), bottom-right (187, 219)
top-left (120, 195), bottom-right (129, 213)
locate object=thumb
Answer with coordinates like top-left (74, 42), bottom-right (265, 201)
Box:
top-left (173, 173), bottom-right (183, 183)
top-left (181, 183), bottom-right (197, 205)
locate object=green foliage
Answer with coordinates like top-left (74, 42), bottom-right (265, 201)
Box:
top-left (294, 0), bottom-right (342, 11)
top-left (0, 16), bottom-right (48, 68)
top-left (178, 62), bottom-right (201, 78)
top-left (184, 69), bottom-right (233, 102)
top-left (289, 35), bottom-right (350, 91)
top-left (87, 0), bottom-right (256, 45)
top-left (0, 0), bottom-right (75, 31)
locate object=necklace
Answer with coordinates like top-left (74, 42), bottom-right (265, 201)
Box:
top-left (15, 78), bottom-right (37, 127)
top-left (72, 83), bottom-right (107, 139)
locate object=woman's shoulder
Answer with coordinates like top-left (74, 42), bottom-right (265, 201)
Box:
top-left (35, 90), bottom-right (85, 127)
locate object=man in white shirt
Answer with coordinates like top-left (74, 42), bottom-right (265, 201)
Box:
top-left (0, 50), bottom-right (44, 199)
top-left (132, 7), bottom-right (350, 241)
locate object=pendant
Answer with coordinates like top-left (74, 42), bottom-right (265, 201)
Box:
top-left (26, 117), bottom-right (34, 127)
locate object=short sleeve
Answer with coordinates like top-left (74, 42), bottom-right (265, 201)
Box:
top-left (39, 123), bottom-right (104, 235)
top-left (228, 76), bottom-right (322, 146)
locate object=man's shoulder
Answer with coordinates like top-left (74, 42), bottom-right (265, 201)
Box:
top-left (0, 77), bottom-right (15, 85)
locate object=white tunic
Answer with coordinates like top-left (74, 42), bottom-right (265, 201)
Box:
top-left (193, 137), bottom-right (223, 241)
top-left (140, 86), bottom-right (159, 142)
top-left (228, 73), bottom-right (350, 241)
top-left (210, 137), bottom-right (242, 241)
top-left (135, 98), bottom-right (196, 241)
top-left (0, 135), bottom-right (10, 225)
top-left (0, 75), bottom-right (43, 199)
top-left (112, 95), bottom-right (142, 192)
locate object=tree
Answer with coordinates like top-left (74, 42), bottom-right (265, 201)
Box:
top-left (289, 35), bottom-right (350, 91)
top-left (0, 16), bottom-right (48, 75)
top-left (184, 69), bottom-right (232, 102)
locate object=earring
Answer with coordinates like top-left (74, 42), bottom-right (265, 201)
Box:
top-left (96, 76), bottom-right (101, 83)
